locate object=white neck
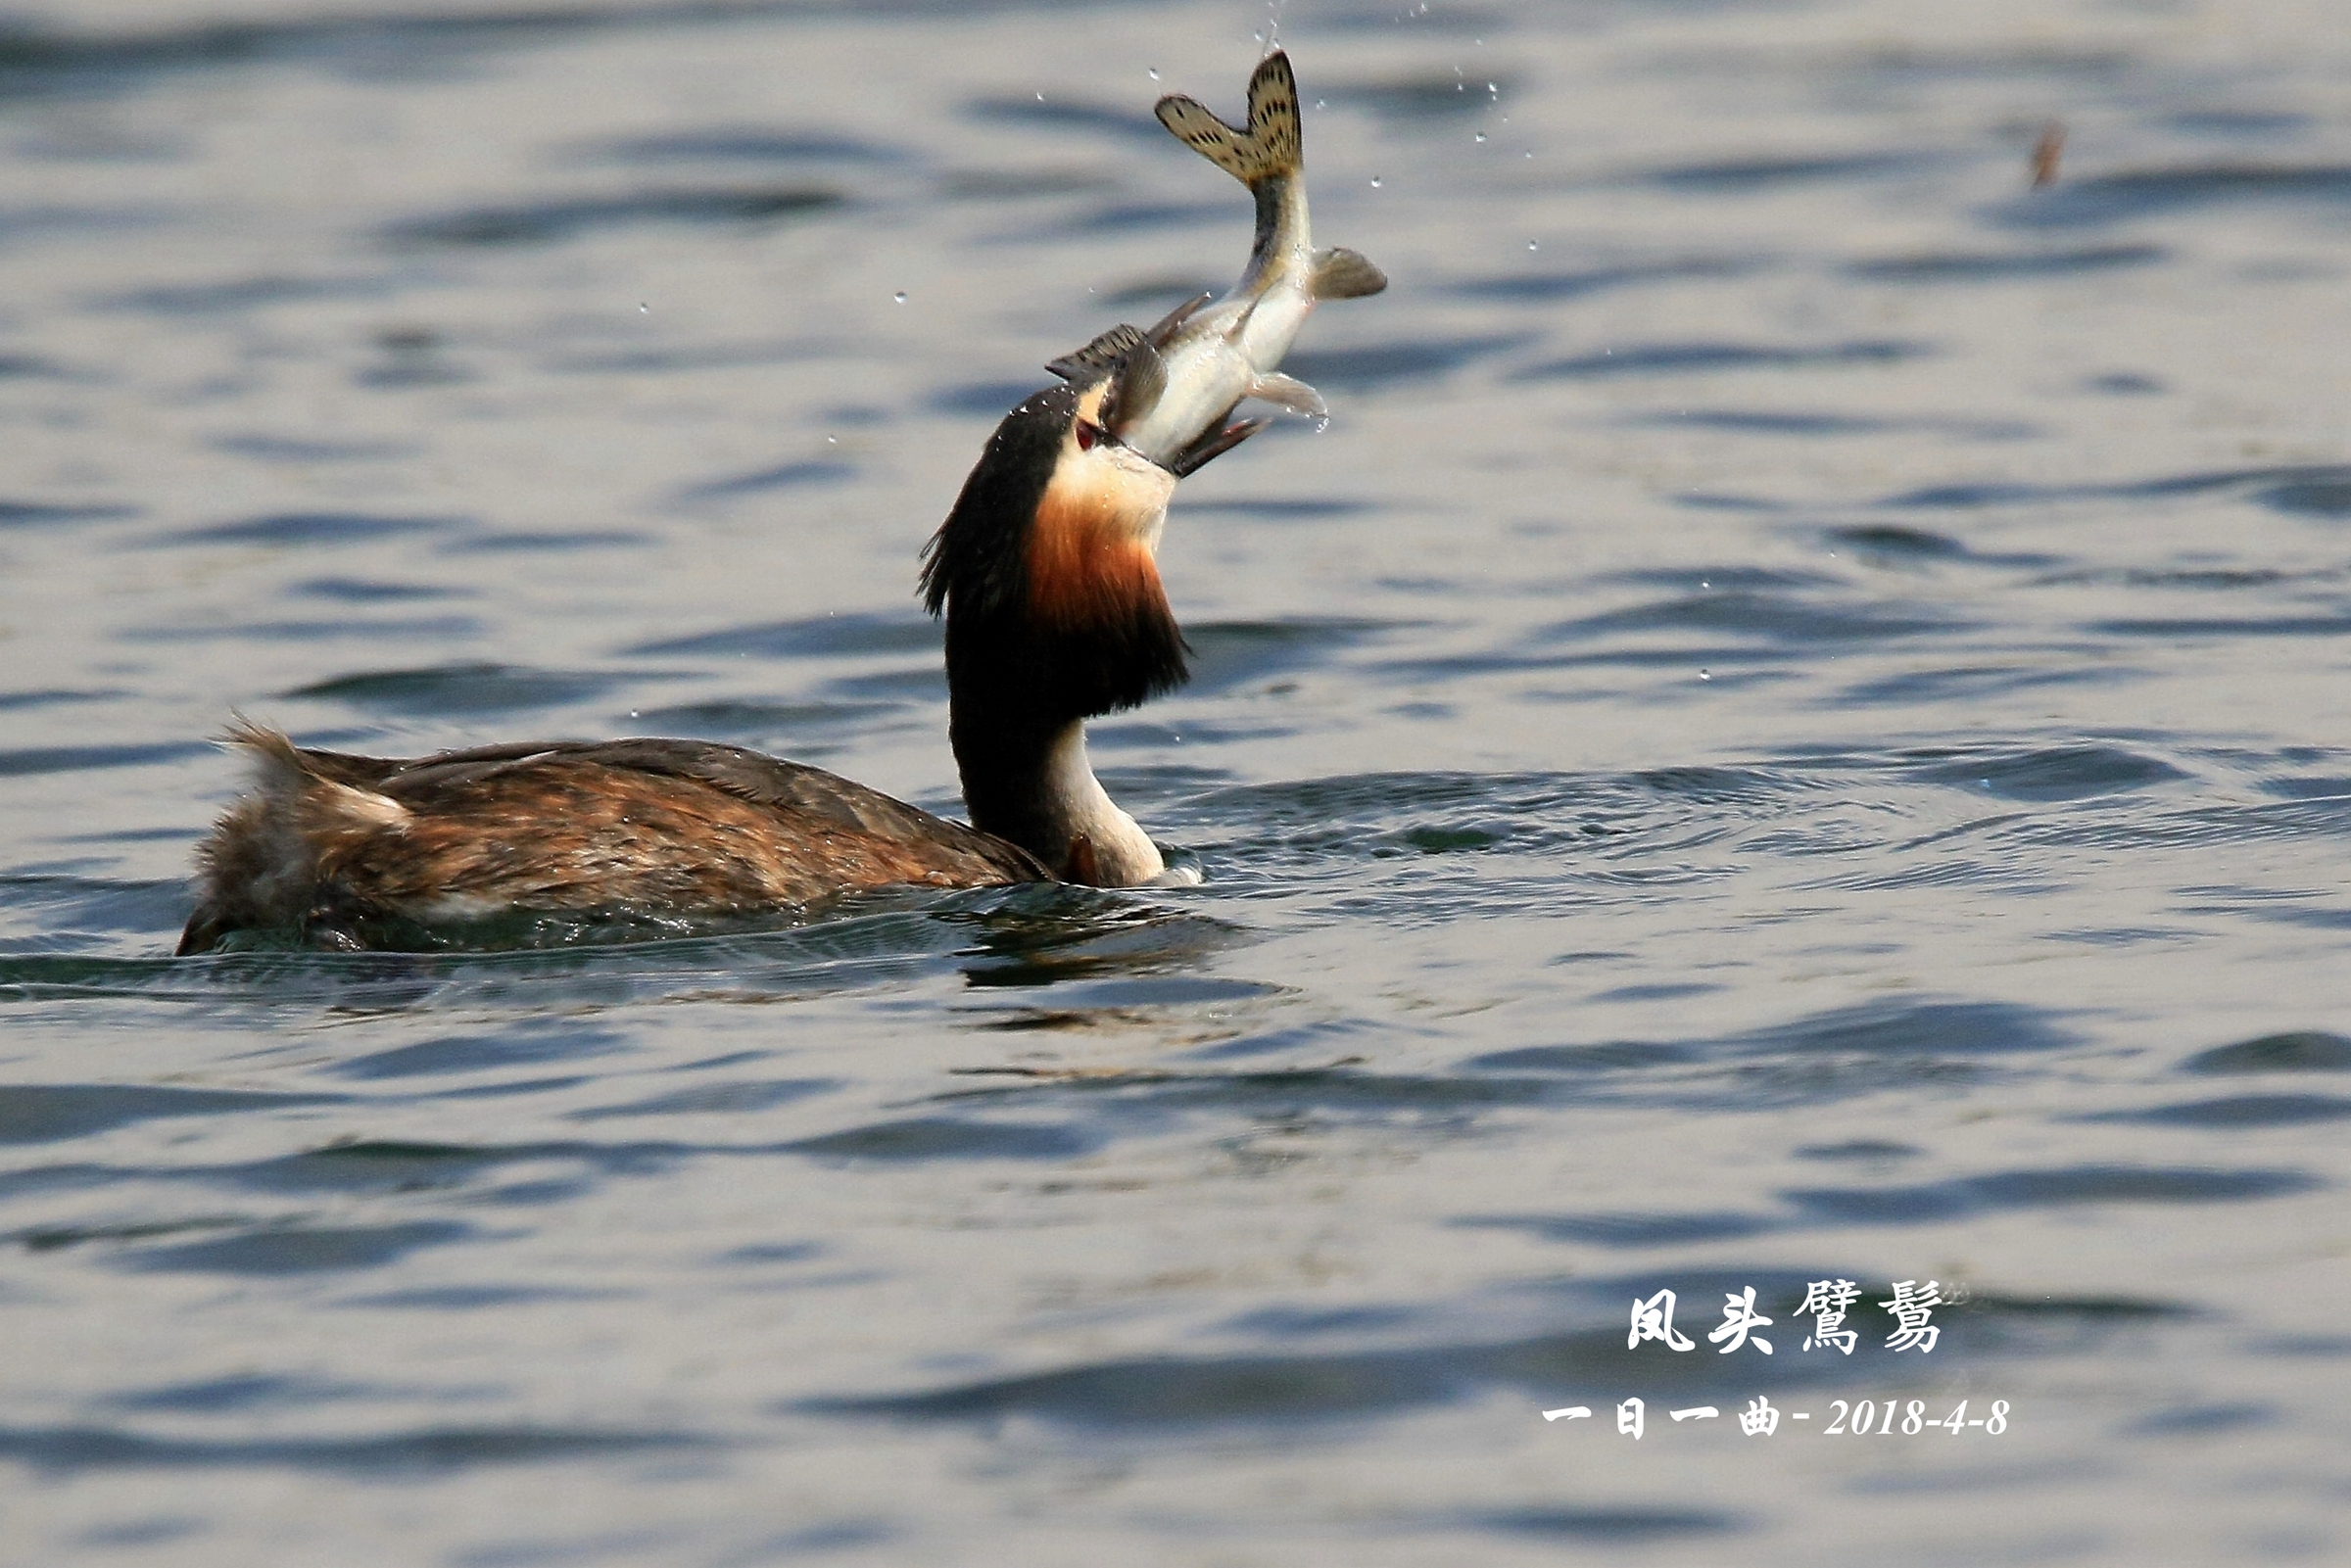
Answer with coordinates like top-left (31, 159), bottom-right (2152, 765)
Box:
top-left (1035, 720), bottom-right (1163, 884)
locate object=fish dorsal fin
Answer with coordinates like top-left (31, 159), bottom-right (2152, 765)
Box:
top-left (1311, 246), bottom-right (1388, 300)
top-left (1154, 50), bottom-right (1302, 187)
top-left (1144, 290), bottom-right (1214, 347)
top-left (1046, 322), bottom-right (1147, 383)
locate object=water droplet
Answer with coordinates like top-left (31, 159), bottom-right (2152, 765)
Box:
top-left (1147, 68), bottom-right (1160, 80)
top-left (1034, 91), bottom-right (1045, 102)
top-left (1474, 132), bottom-right (1487, 143)
top-left (1369, 175), bottom-right (1383, 188)
top-left (893, 291), bottom-right (907, 304)
top-left (1527, 240), bottom-right (1538, 251)
top-left (1700, 579), bottom-right (1710, 590)
top-left (826, 435), bottom-right (838, 445)
top-left (1315, 98), bottom-right (1326, 111)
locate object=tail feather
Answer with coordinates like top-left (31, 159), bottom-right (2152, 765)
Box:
top-left (1155, 50), bottom-right (1301, 186)
top-left (220, 712), bottom-right (302, 771)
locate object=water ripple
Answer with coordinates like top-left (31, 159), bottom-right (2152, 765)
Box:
top-left (0, 1084), bottom-right (340, 1145)
top-left (118, 1219), bottom-right (472, 1276)
top-left (281, 662), bottom-right (621, 716)
top-left (2182, 1031), bottom-right (2351, 1075)
top-left (2082, 1094), bottom-right (2351, 1128)
top-left (1786, 1164), bottom-right (2319, 1224)
top-left (1512, 339), bottom-right (1931, 381)
top-left (382, 185), bottom-right (842, 248)
top-left (0, 1422), bottom-right (710, 1473)
top-left (2003, 162), bottom-right (2351, 227)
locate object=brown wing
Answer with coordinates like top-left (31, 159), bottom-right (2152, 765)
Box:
top-left (181, 731), bottom-right (1045, 951)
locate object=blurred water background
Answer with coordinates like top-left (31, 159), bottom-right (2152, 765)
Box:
top-left (3, 0), bottom-right (2349, 1562)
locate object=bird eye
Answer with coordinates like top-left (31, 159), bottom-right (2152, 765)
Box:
top-left (1075, 418), bottom-right (1102, 451)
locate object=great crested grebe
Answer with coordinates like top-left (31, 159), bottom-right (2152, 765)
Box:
top-left (176, 48), bottom-right (1381, 954)
top-left (178, 340), bottom-right (1251, 954)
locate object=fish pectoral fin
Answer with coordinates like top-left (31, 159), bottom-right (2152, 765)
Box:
top-left (1247, 372), bottom-right (1327, 419)
top-left (1046, 322), bottom-right (1148, 382)
top-left (1101, 339), bottom-right (1168, 438)
top-left (1311, 247), bottom-right (1388, 300)
top-left (1155, 51), bottom-right (1302, 186)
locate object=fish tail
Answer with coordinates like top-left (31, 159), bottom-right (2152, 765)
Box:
top-left (1155, 50), bottom-right (1301, 186)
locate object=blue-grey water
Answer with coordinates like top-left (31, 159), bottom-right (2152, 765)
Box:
top-left (4, 0), bottom-right (2349, 1562)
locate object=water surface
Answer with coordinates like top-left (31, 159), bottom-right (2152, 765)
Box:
top-left (3, 0), bottom-right (2349, 1562)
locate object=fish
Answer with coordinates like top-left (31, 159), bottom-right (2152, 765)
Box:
top-left (1044, 49), bottom-right (1385, 476)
